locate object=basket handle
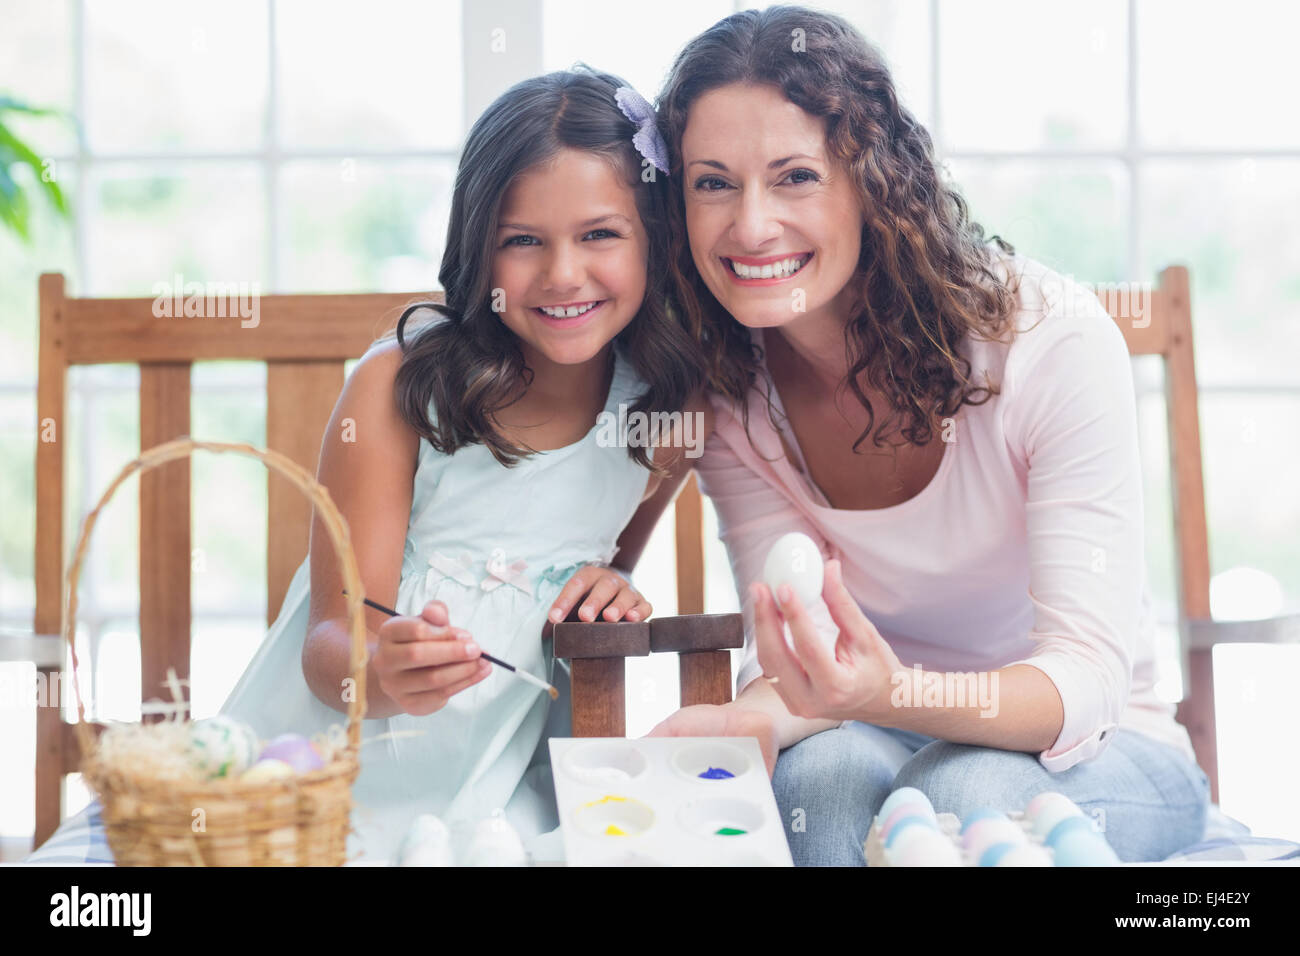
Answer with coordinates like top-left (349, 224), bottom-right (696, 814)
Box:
top-left (63, 437), bottom-right (368, 756)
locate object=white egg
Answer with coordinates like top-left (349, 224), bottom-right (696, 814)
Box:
top-left (763, 532), bottom-right (825, 609)
top-left (240, 758), bottom-right (296, 784)
top-left (188, 716), bottom-right (261, 779)
top-left (464, 813), bottom-right (527, 867)
top-left (397, 814), bottom-right (454, 867)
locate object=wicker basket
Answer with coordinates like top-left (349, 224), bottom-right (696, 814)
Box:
top-left (64, 437), bottom-right (368, 866)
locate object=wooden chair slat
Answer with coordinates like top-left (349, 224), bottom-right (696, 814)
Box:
top-left (62, 292), bottom-right (432, 364)
top-left (674, 474), bottom-right (706, 616)
top-left (139, 364), bottom-right (193, 719)
top-left (266, 360), bottom-right (346, 624)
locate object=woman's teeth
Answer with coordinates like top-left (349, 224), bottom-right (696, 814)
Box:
top-left (726, 255), bottom-right (810, 280)
top-left (538, 301), bottom-right (600, 318)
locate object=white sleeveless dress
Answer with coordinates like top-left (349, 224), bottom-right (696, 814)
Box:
top-left (221, 347), bottom-right (652, 862)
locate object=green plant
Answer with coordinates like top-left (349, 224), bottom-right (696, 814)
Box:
top-left (0, 95), bottom-right (72, 241)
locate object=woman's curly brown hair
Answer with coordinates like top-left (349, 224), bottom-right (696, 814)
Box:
top-left (657, 4), bottom-right (1021, 451)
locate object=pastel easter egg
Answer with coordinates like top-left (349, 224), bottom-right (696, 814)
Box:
top-left (978, 842), bottom-right (1020, 867)
top-left (1026, 790), bottom-right (1077, 820)
top-left (878, 787), bottom-right (935, 823)
top-left (883, 814), bottom-right (939, 849)
top-left (1031, 800), bottom-right (1085, 840)
top-left (884, 821), bottom-right (944, 861)
top-left (762, 532), bottom-right (824, 609)
top-left (994, 844), bottom-right (1054, 867)
top-left (892, 829), bottom-right (962, 866)
top-left (961, 807), bottom-right (1006, 832)
top-left (259, 733), bottom-right (325, 774)
top-left (1045, 814), bottom-right (1098, 848)
top-left (188, 716), bottom-right (261, 778)
top-left (240, 758), bottom-right (296, 784)
top-left (1051, 830), bottom-right (1120, 867)
top-left (880, 803), bottom-right (936, 840)
top-left (962, 818), bottom-right (1028, 856)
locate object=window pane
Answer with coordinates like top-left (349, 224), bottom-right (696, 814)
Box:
top-left (1139, 0), bottom-right (1300, 149)
top-left (278, 158), bottom-right (452, 292)
top-left (785, 0), bottom-right (934, 129)
top-left (0, 394), bottom-right (37, 615)
top-left (0, 160), bottom-right (77, 385)
top-left (192, 617), bottom-right (267, 719)
top-left (65, 366), bottom-right (140, 618)
top-left (543, 0), bottom-right (733, 99)
top-left (938, 0), bottom-right (1127, 151)
top-left (277, 0), bottom-right (463, 150)
top-left (86, 0), bottom-right (268, 154)
top-left (1200, 394), bottom-right (1300, 614)
top-left (946, 159), bottom-right (1129, 283)
top-left (1140, 159), bottom-right (1300, 386)
top-left (85, 162), bottom-right (266, 295)
top-left (191, 364), bottom-right (268, 617)
top-left (0, 0), bottom-right (77, 156)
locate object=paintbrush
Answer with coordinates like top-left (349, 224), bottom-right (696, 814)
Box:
top-left (343, 590), bottom-right (559, 700)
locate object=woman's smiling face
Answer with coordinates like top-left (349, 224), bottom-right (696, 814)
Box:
top-left (681, 83), bottom-right (866, 331)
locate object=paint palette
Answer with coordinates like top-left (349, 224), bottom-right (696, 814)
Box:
top-left (548, 737), bottom-right (794, 866)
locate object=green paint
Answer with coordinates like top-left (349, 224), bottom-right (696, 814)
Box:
top-left (715, 827), bottom-right (747, 836)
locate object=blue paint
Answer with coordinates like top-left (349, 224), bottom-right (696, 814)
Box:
top-left (698, 766), bottom-right (735, 779)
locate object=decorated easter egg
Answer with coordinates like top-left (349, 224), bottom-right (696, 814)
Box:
top-left (1051, 830), bottom-right (1120, 867)
top-left (397, 814), bottom-right (454, 867)
top-left (240, 758), bottom-right (296, 785)
top-left (960, 807), bottom-right (1006, 832)
top-left (1045, 814), bottom-right (1098, 848)
top-left (1025, 790), bottom-right (1076, 820)
top-left (883, 820), bottom-right (943, 861)
top-left (187, 716), bottom-right (261, 778)
top-left (961, 817), bottom-right (1028, 856)
top-left (994, 843), bottom-right (1054, 867)
top-left (880, 803), bottom-right (936, 840)
top-left (762, 532), bottom-right (824, 609)
top-left (878, 787), bottom-right (935, 823)
top-left (464, 812), bottom-right (527, 867)
top-left (1031, 800), bottom-right (1085, 840)
top-left (978, 842), bottom-right (1020, 867)
top-left (883, 814), bottom-right (939, 850)
top-left (259, 733), bottom-right (325, 774)
top-left (892, 829), bottom-right (962, 866)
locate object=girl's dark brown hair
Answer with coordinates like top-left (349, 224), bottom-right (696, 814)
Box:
top-left (386, 66), bottom-right (700, 471)
top-left (657, 5), bottom-right (1020, 451)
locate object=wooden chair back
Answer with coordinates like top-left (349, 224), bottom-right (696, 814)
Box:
top-left (31, 274), bottom-right (430, 846)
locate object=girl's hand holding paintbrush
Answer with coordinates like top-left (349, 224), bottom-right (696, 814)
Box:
top-left (371, 599), bottom-right (492, 717)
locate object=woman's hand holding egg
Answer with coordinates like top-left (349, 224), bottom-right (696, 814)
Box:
top-left (752, 558), bottom-right (904, 724)
top-left (372, 599), bottom-right (491, 716)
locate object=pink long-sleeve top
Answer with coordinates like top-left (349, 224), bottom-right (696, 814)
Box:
top-left (694, 254), bottom-right (1197, 773)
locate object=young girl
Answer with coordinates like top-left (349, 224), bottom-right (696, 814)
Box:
top-left (220, 67), bottom-right (702, 862)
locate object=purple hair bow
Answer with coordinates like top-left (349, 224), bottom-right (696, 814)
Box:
top-left (615, 86), bottom-right (669, 176)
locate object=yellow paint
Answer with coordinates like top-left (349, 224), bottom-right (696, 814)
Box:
top-left (579, 794), bottom-right (628, 809)
top-left (605, 824), bottom-right (627, 836)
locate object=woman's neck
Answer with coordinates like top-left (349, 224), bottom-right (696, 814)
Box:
top-left (767, 293), bottom-right (856, 394)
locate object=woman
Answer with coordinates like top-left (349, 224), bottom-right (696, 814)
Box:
top-left (640, 6), bottom-right (1209, 865)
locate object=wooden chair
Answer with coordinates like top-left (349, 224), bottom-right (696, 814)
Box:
top-left (26, 274), bottom-right (427, 847)
top-left (1099, 265), bottom-right (1300, 804)
top-left (23, 273), bottom-right (730, 849)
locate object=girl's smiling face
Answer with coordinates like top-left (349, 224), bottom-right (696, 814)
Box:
top-left (681, 83), bottom-right (866, 331)
top-left (493, 148), bottom-right (649, 368)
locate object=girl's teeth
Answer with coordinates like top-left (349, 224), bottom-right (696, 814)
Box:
top-left (729, 256), bottom-right (808, 279)
top-left (541, 302), bottom-right (597, 318)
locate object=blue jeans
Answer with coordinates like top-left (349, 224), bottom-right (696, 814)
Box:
top-left (771, 723), bottom-right (1210, 866)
